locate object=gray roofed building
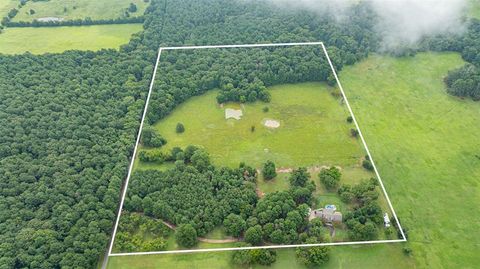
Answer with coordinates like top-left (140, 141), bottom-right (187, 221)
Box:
top-left (309, 205), bottom-right (343, 223)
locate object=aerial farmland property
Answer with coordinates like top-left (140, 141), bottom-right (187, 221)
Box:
top-left (0, 1), bottom-right (479, 269)
top-left (108, 44), bottom-right (404, 259)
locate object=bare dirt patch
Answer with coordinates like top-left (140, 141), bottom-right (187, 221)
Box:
top-left (263, 118), bottom-right (280, 128)
top-left (225, 108), bottom-right (243, 120)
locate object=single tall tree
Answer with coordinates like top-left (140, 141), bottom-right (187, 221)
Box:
top-left (262, 160), bottom-right (277, 180)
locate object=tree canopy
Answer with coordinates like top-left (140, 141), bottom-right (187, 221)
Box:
top-left (0, 0), bottom-right (407, 266)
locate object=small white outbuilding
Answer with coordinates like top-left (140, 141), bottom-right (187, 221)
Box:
top-left (384, 213), bottom-right (391, 228)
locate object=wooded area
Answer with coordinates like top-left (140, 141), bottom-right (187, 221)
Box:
top-left (0, 0), bottom-right (478, 268)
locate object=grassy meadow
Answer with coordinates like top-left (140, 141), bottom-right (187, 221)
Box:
top-left (0, 24), bottom-right (142, 54)
top-left (13, 0), bottom-right (149, 22)
top-left (340, 52), bottom-right (480, 268)
top-left (108, 52), bottom-right (479, 269)
top-left (0, 0), bottom-right (18, 18)
top-left (138, 82), bottom-right (366, 169)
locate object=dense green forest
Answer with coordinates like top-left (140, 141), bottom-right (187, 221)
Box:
top-left (1, 0), bottom-right (479, 268)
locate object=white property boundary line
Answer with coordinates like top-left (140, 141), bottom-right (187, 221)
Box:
top-left (103, 41), bottom-right (406, 266)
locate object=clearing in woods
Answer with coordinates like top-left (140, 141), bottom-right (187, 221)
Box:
top-left (12, 0), bottom-right (149, 22)
top-left (0, 24), bottom-right (143, 55)
top-left (105, 43), bottom-right (405, 269)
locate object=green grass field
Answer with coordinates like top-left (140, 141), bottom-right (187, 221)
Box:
top-left (107, 52), bottom-right (479, 269)
top-left (107, 244), bottom-right (414, 269)
top-left (340, 52), bottom-right (480, 268)
top-left (0, 24), bottom-right (142, 54)
top-left (0, 0), bottom-right (18, 18)
top-left (139, 82), bottom-right (366, 169)
top-left (13, 0), bottom-right (149, 22)
top-left (469, 0), bottom-right (480, 18)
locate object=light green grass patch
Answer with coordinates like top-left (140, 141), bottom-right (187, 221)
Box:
top-left (203, 227), bottom-right (229, 240)
top-left (257, 173), bottom-right (291, 194)
top-left (141, 82), bottom-right (365, 169)
top-left (107, 244), bottom-right (414, 269)
top-left (13, 0), bottom-right (149, 22)
top-left (340, 52), bottom-right (480, 268)
top-left (0, 0), bottom-right (18, 18)
top-left (0, 24), bottom-right (142, 54)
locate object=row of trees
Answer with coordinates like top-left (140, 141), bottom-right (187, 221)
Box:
top-left (4, 16), bottom-right (145, 28)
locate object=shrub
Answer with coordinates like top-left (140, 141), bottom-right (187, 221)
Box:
top-left (190, 149), bottom-right (210, 172)
top-left (141, 126), bottom-right (166, 147)
top-left (232, 243), bottom-right (277, 266)
top-left (362, 159), bottom-right (374, 171)
top-left (176, 122), bottom-right (185, 133)
top-left (128, 3), bottom-right (138, 13)
top-left (262, 160), bottom-right (276, 180)
top-left (223, 214), bottom-right (246, 237)
top-left (175, 224), bottom-right (197, 248)
top-left (244, 225), bottom-right (263, 245)
top-left (289, 167), bottom-right (310, 187)
top-left (403, 246), bottom-right (412, 256)
top-left (138, 150), bottom-right (165, 163)
top-left (346, 116), bottom-right (353, 123)
top-left (350, 128), bottom-right (359, 138)
top-left (263, 106), bottom-right (269, 112)
top-left (252, 248), bottom-right (277, 265)
top-left (319, 166), bottom-right (341, 190)
top-left (296, 238), bottom-right (330, 267)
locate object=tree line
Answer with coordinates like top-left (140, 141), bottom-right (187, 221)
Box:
top-left (4, 16), bottom-right (145, 28)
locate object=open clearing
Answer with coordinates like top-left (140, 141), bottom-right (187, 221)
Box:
top-left (341, 52), bottom-right (480, 268)
top-left (13, 0), bottom-right (149, 22)
top-left (137, 82), bottom-right (366, 169)
top-left (107, 51), bottom-right (478, 269)
top-left (0, 24), bottom-right (142, 54)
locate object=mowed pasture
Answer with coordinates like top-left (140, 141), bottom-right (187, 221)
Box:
top-left (0, 0), bottom-right (18, 18)
top-left (13, 0), bottom-right (149, 22)
top-left (0, 24), bottom-right (142, 54)
top-left (106, 52), bottom-right (477, 269)
top-left (138, 82), bottom-right (366, 169)
top-left (341, 52), bottom-right (480, 268)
